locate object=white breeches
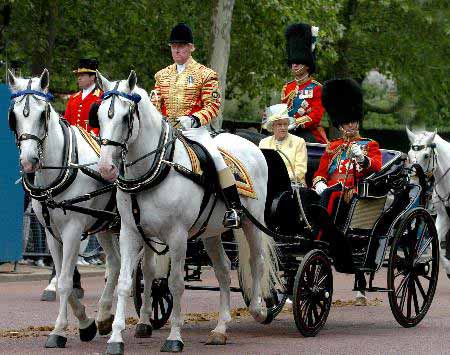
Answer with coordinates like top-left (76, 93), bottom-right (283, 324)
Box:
top-left (182, 126), bottom-right (227, 171)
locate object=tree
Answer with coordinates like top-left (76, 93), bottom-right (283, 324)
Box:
top-left (209, 0), bottom-right (235, 130)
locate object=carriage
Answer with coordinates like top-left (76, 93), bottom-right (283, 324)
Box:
top-left (133, 141), bottom-right (439, 336)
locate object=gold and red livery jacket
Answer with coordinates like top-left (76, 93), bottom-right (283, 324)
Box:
top-left (313, 136), bottom-right (382, 188)
top-left (151, 57), bottom-right (221, 126)
top-left (64, 87), bottom-right (102, 135)
top-left (281, 78), bottom-right (326, 143)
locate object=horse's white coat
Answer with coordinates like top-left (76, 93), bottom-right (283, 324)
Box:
top-left (407, 128), bottom-right (450, 277)
top-left (8, 70), bottom-right (120, 340)
top-left (96, 71), bottom-right (281, 349)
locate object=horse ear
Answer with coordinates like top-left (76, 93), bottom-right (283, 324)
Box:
top-left (406, 126), bottom-right (416, 143)
top-left (127, 70), bottom-right (137, 91)
top-left (428, 129), bottom-right (437, 144)
top-left (96, 70), bottom-right (111, 91)
top-left (40, 69), bottom-right (49, 91)
top-left (7, 69), bottom-right (17, 90)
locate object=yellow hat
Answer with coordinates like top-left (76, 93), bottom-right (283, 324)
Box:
top-left (262, 104), bottom-right (294, 132)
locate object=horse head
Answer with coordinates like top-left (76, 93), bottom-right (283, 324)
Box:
top-left (8, 69), bottom-right (52, 173)
top-left (406, 126), bottom-right (437, 174)
top-left (96, 70), bottom-right (142, 182)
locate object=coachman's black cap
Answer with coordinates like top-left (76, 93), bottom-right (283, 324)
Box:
top-left (169, 23), bottom-right (194, 44)
top-left (73, 58), bottom-right (99, 74)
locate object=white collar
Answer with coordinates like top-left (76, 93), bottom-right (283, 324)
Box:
top-left (176, 63), bottom-right (186, 74)
top-left (82, 84), bottom-right (96, 99)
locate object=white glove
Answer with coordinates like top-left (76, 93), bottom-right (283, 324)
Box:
top-left (176, 116), bottom-right (199, 130)
top-left (314, 181), bottom-right (328, 195)
top-left (288, 122), bottom-right (298, 131)
top-left (350, 144), bottom-right (365, 162)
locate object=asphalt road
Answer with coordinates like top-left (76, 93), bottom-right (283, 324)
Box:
top-left (0, 268), bottom-right (449, 355)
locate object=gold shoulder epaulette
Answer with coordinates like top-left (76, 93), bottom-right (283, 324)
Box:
top-left (311, 79), bottom-right (322, 86)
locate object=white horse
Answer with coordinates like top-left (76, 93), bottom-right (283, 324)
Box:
top-left (407, 127), bottom-right (450, 278)
top-left (8, 70), bottom-right (120, 348)
top-left (95, 70), bottom-right (281, 354)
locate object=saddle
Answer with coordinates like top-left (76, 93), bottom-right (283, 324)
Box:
top-left (178, 135), bottom-right (257, 199)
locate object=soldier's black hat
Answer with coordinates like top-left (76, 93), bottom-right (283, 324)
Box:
top-left (73, 58), bottom-right (99, 74)
top-left (169, 23), bottom-right (194, 44)
top-left (322, 78), bottom-right (364, 128)
top-left (285, 23), bottom-right (316, 74)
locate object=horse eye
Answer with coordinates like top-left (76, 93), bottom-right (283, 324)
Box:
top-left (424, 154), bottom-right (430, 159)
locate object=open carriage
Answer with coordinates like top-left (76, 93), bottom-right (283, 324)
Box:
top-left (133, 141), bottom-right (439, 336)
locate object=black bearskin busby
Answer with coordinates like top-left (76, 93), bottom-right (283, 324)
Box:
top-left (322, 78), bottom-right (364, 128)
top-left (285, 23), bottom-right (316, 74)
top-left (169, 23), bottom-right (194, 44)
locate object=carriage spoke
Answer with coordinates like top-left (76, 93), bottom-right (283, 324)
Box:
top-left (316, 274), bottom-right (328, 288)
top-left (312, 301), bottom-right (320, 320)
top-left (395, 273), bottom-right (410, 298)
top-left (414, 276), bottom-right (428, 302)
top-left (313, 264), bottom-right (322, 285)
top-left (394, 269), bottom-right (407, 278)
top-left (414, 235), bottom-right (433, 265)
top-left (307, 303), bottom-right (315, 327)
top-left (399, 278), bottom-right (408, 311)
top-left (411, 281), bottom-right (420, 316)
top-left (418, 274), bottom-right (433, 281)
top-left (406, 283), bottom-right (413, 318)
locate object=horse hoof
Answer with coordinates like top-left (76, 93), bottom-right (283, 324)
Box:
top-left (97, 314), bottom-right (114, 335)
top-left (262, 310), bottom-right (275, 325)
top-left (161, 340), bottom-right (184, 352)
top-left (40, 290), bottom-right (56, 302)
top-left (106, 342), bottom-right (124, 355)
top-left (79, 319), bottom-right (97, 342)
top-left (45, 334), bottom-right (67, 348)
top-left (73, 287), bottom-right (84, 299)
top-left (205, 331), bottom-right (227, 345)
top-left (447, 273), bottom-right (450, 280)
top-left (134, 323), bottom-right (153, 338)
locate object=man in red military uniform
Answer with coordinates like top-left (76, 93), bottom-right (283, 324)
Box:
top-left (281, 23), bottom-right (327, 143)
top-left (64, 58), bottom-right (102, 135)
top-left (311, 79), bottom-right (382, 306)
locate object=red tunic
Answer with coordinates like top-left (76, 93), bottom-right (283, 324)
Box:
top-left (281, 78), bottom-right (327, 143)
top-left (313, 136), bottom-right (382, 188)
top-left (64, 87), bottom-right (102, 135)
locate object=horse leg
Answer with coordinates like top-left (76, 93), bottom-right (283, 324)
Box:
top-left (135, 245), bottom-right (156, 338)
top-left (44, 232), bottom-right (67, 348)
top-left (240, 223), bottom-right (268, 323)
top-left (202, 235), bottom-right (231, 345)
top-left (436, 213), bottom-right (450, 278)
top-left (59, 230), bottom-right (97, 343)
top-left (96, 231), bottom-right (121, 336)
top-left (106, 228), bottom-right (141, 355)
top-left (161, 231), bottom-right (187, 353)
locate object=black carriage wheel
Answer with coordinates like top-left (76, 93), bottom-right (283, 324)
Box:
top-left (293, 249), bottom-right (333, 337)
top-left (388, 208), bottom-right (439, 328)
top-left (238, 271), bottom-right (288, 324)
top-left (133, 259), bottom-right (173, 330)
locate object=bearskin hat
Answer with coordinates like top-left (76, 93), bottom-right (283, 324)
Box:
top-left (285, 23), bottom-right (317, 74)
top-left (322, 78), bottom-right (364, 128)
top-left (169, 23), bottom-right (194, 44)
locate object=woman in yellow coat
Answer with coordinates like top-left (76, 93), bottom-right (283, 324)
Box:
top-left (259, 104), bottom-right (308, 185)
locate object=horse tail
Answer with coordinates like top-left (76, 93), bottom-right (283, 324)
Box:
top-left (234, 228), bottom-right (282, 300)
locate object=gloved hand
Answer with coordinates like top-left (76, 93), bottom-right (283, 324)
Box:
top-left (350, 144), bottom-right (365, 162)
top-left (314, 181), bottom-right (327, 195)
top-left (176, 115), bottom-right (200, 130)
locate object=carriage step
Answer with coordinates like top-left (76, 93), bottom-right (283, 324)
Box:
top-left (353, 287), bottom-right (393, 293)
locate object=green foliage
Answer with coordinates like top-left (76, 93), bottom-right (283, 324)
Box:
top-left (1, 0), bottom-right (448, 129)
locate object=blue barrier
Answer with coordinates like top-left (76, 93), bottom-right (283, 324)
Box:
top-left (0, 83), bottom-right (23, 262)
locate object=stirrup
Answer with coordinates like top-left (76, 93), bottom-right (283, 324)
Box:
top-left (223, 208), bottom-right (243, 229)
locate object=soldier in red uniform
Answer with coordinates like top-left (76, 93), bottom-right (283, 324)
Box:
top-left (64, 58), bottom-right (102, 135)
top-left (282, 23), bottom-right (327, 143)
top-left (313, 78), bottom-right (382, 220)
top-left (311, 79), bottom-right (382, 305)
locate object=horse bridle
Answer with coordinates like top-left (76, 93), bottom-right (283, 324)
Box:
top-left (9, 79), bottom-right (54, 159)
top-left (98, 82), bottom-right (142, 156)
top-left (410, 142), bottom-right (437, 178)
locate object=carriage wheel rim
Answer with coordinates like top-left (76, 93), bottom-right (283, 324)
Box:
top-left (388, 209), bottom-right (439, 326)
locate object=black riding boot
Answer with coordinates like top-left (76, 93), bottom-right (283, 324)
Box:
top-left (222, 185), bottom-right (244, 229)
